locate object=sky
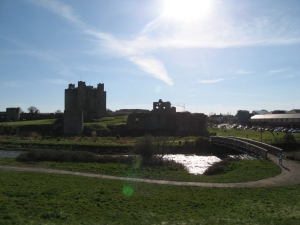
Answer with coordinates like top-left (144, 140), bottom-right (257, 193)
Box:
top-left (1, 0), bottom-right (300, 115)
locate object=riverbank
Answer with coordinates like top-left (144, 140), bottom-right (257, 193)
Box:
top-left (1, 165), bottom-right (300, 224)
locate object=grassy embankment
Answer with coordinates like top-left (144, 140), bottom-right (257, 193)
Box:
top-left (0, 156), bottom-right (281, 183)
top-left (0, 116), bottom-right (133, 153)
top-left (1, 170), bottom-right (300, 225)
top-left (208, 127), bottom-right (300, 142)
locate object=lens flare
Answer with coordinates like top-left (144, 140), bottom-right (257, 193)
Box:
top-left (122, 186), bottom-right (134, 196)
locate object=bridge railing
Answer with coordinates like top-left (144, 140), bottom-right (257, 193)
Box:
top-left (225, 137), bottom-right (283, 157)
top-left (211, 136), bottom-right (268, 159)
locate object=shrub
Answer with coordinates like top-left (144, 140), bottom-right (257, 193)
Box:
top-left (133, 135), bottom-right (155, 161)
top-left (194, 136), bottom-right (209, 148)
top-left (283, 133), bottom-right (297, 144)
top-left (16, 150), bottom-right (136, 164)
top-left (203, 157), bottom-right (236, 175)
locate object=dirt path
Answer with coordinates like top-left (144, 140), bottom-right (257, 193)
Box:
top-left (1, 154), bottom-right (300, 188)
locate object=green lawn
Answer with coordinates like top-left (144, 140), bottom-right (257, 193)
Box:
top-left (0, 116), bottom-right (128, 131)
top-left (84, 116), bottom-right (128, 130)
top-left (0, 158), bottom-right (282, 183)
top-left (0, 119), bottom-right (57, 126)
top-left (1, 170), bottom-right (300, 224)
top-left (208, 127), bottom-right (300, 142)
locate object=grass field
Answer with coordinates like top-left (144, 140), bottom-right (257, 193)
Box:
top-left (0, 157), bottom-right (282, 183)
top-left (0, 119), bottom-right (57, 126)
top-left (84, 116), bottom-right (128, 130)
top-left (208, 127), bottom-right (300, 142)
top-left (1, 170), bottom-right (300, 224)
top-left (0, 116), bottom-right (128, 130)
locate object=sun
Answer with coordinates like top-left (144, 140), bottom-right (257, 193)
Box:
top-left (162, 0), bottom-right (211, 22)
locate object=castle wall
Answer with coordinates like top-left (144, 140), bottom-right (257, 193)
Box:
top-left (127, 112), bottom-right (207, 136)
top-left (65, 88), bottom-right (77, 110)
top-left (6, 108), bottom-right (21, 122)
top-left (64, 110), bottom-right (83, 134)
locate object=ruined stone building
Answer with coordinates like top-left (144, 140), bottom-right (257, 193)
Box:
top-left (127, 99), bottom-right (207, 136)
top-left (64, 81), bottom-right (106, 134)
top-left (6, 108), bottom-right (21, 122)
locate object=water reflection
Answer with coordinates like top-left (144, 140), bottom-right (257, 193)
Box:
top-left (163, 154), bottom-right (254, 175)
top-left (0, 150), bottom-right (24, 158)
top-left (163, 154), bottom-right (222, 175)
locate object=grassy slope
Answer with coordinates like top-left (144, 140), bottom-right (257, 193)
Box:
top-left (84, 116), bottom-right (128, 130)
top-left (1, 171), bottom-right (300, 224)
top-left (0, 158), bottom-right (281, 183)
top-left (0, 119), bottom-right (57, 126)
top-left (208, 127), bottom-right (300, 141)
top-left (0, 116), bottom-right (128, 130)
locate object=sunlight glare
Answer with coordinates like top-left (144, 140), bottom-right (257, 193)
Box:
top-left (163, 0), bottom-right (211, 22)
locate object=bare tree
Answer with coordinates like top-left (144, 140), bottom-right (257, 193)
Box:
top-left (27, 106), bottom-right (40, 113)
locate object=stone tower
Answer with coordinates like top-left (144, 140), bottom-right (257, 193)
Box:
top-left (65, 81), bottom-right (106, 122)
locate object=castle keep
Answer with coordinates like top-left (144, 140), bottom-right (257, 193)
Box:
top-left (65, 81), bottom-right (106, 122)
top-left (64, 81), bottom-right (106, 134)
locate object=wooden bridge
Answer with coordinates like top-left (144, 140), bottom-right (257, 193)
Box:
top-left (210, 136), bottom-right (283, 159)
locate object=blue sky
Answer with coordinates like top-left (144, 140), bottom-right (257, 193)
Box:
top-left (1, 0), bottom-right (300, 115)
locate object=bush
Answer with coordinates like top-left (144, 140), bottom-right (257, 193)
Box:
top-left (194, 136), bottom-right (209, 148)
top-left (283, 133), bottom-right (297, 144)
top-left (203, 157), bottom-right (236, 175)
top-left (16, 150), bottom-right (136, 164)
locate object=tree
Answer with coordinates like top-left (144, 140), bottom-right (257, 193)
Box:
top-left (55, 110), bottom-right (62, 114)
top-left (133, 135), bottom-right (172, 162)
top-left (27, 106), bottom-right (40, 113)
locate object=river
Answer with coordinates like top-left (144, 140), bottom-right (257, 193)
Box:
top-left (0, 150), bottom-right (252, 175)
top-left (0, 150), bottom-right (24, 158)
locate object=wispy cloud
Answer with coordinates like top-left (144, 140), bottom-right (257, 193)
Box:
top-left (29, 0), bottom-right (173, 85)
top-left (269, 68), bottom-right (289, 73)
top-left (235, 70), bottom-right (253, 75)
top-left (197, 79), bottom-right (224, 84)
top-left (41, 79), bottom-right (69, 85)
top-left (28, 0), bottom-right (300, 85)
top-left (129, 56), bottom-right (173, 85)
top-left (2, 81), bottom-right (23, 87)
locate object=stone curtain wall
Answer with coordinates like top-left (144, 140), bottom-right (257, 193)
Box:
top-left (6, 108), bottom-right (21, 122)
top-left (127, 112), bottom-right (207, 136)
top-left (64, 110), bottom-right (83, 134)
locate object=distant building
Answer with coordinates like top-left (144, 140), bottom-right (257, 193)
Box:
top-left (210, 114), bottom-right (223, 124)
top-left (0, 111), bottom-right (6, 122)
top-left (287, 109), bottom-right (300, 114)
top-left (127, 99), bottom-right (207, 136)
top-left (250, 113), bottom-right (300, 127)
top-left (252, 110), bottom-right (268, 115)
top-left (268, 110), bottom-right (287, 114)
top-left (236, 110), bottom-right (250, 125)
top-left (6, 108), bottom-right (21, 122)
